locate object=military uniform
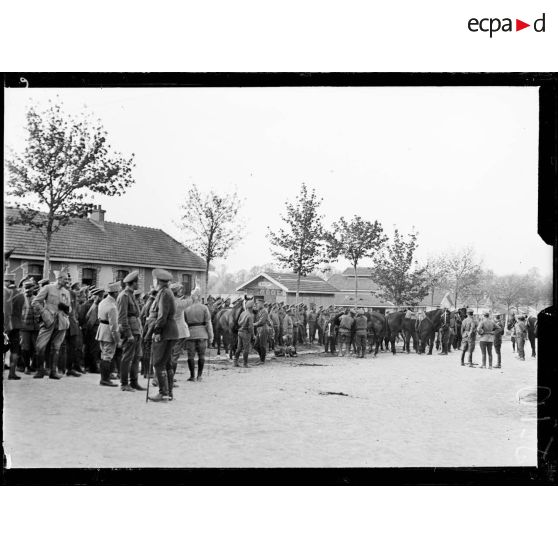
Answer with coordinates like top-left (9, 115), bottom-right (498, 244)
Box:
top-left (20, 281), bottom-right (41, 373)
top-left (254, 303), bottom-right (270, 363)
top-left (234, 301), bottom-right (254, 367)
top-left (338, 312), bottom-right (354, 356)
top-left (477, 315), bottom-right (496, 368)
top-left (514, 318), bottom-right (527, 360)
top-left (460, 312), bottom-right (477, 366)
top-left (95, 283), bottom-right (121, 386)
top-left (438, 311), bottom-right (451, 355)
top-left (184, 292), bottom-right (213, 381)
top-left (493, 315), bottom-right (504, 368)
top-left (63, 284), bottom-right (84, 376)
top-left (354, 311), bottom-right (368, 358)
top-left (117, 271), bottom-right (144, 390)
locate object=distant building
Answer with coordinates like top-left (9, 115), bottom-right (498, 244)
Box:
top-left (4, 205), bottom-right (207, 294)
top-left (236, 271), bottom-right (338, 306)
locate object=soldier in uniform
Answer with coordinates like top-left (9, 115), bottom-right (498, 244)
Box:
top-left (460, 309), bottom-right (477, 367)
top-left (477, 311), bottom-right (495, 369)
top-left (438, 310), bottom-right (451, 355)
top-left (253, 298), bottom-right (270, 364)
top-left (234, 299), bottom-right (254, 368)
top-left (20, 280), bottom-right (41, 374)
top-left (7, 277), bottom-right (25, 379)
top-left (95, 282), bottom-right (121, 387)
top-left (63, 280), bottom-right (84, 377)
top-left (514, 315), bottom-right (527, 361)
top-left (338, 309), bottom-right (354, 357)
top-left (307, 305), bottom-right (318, 344)
top-left (32, 271), bottom-right (72, 379)
top-left (169, 282), bottom-right (190, 382)
top-left (493, 313), bottom-right (504, 369)
top-left (354, 308), bottom-right (368, 358)
top-left (148, 268), bottom-right (178, 401)
top-left (140, 288), bottom-right (158, 378)
top-left (184, 286), bottom-right (213, 381)
top-left (82, 287), bottom-right (104, 374)
top-left (117, 271), bottom-right (145, 391)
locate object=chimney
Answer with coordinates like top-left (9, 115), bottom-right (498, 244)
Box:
top-left (89, 204), bottom-right (106, 230)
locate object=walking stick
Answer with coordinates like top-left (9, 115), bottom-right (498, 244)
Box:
top-left (146, 343), bottom-right (153, 404)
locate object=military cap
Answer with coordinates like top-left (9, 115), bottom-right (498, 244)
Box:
top-left (90, 287), bottom-right (104, 296)
top-left (55, 270), bottom-right (69, 280)
top-left (70, 281), bottom-right (81, 290)
top-left (38, 278), bottom-right (50, 287)
top-left (483, 311), bottom-right (490, 317)
top-left (170, 282), bottom-right (183, 294)
top-left (153, 268), bottom-right (172, 282)
top-left (106, 282), bottom-right (120, 294)
top-left (18, 277), bottom-right (29, 288)
top-left (123, 270), bottom-right (139, 283)
top-left (4, 273), bottom-right (15, 282)
top-left (467, 308), bottom-right (474, 314)
top-left (134, 289), bottom-right (143, 297)
top-left (245, 300), bottom-right (255, 310)
top-left (358, 308), bottom-right (365, 315)
top-left (23, 279), bottom-right (36, 290)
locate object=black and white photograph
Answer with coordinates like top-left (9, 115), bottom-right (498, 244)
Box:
top-left (3, 78), bottom-right (554, 473)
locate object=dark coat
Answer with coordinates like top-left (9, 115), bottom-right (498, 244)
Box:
top-left (152, 286), bottom-right (179, 340)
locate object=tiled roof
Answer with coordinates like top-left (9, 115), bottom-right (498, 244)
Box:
top-left (266, 272), bottom-right (338, 293)
top-left (4, 207), bottom-right (206, 270)
top-left (334, 292), bottom-right (395, 308)
top-left (327, 274), bottom-right (378, 291)
top-left (342, 267), bottom-right (374, 277)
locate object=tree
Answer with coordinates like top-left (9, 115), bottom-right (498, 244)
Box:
top-left (423, 255), bottom-right (449, 307)
top-left (179, 185), bottom-right (245, 294)
top-left (372, 229), bottom-right (430, 306)
top-left (267, 183), bottom-right (327, 304)
top-left (441, 246), bottom-right (482, 309)
top-left (462, 269), bottom-right (496, 312)
top-left (6, 100), bottom-right (135, 278)
top-left (495, 274), bottom-right (525, 316)
top-left (325, 216), bottom-right (387, 308)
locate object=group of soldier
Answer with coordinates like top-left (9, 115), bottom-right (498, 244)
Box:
top-left (3, 268), bottom-right (214, 402)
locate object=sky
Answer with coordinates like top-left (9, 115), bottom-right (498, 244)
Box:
top-left (3, 86), bottom-right (552, 277)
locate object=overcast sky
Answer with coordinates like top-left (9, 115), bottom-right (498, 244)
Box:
top-left (4, 86), bottom-right (551, 277)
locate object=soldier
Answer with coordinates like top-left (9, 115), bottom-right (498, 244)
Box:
top-left (32, 271), bottom-right (72, 380)
top-left (20, 280), bottom-right (41, 374)
top-left (63, 280), bottom-right (84, 377)
top-left (233, 299), bottom-right (254, 368)
top-left (354, 308), bottom-right (368, 358)
top-left (338, 309), bottom-right (354, 357)
top-left (282, 307), bottom-right (294, 349)
top-left (269, 304), bottom-right (280, 350)
top-left (493, 313), bottom-right (504, 369)
top-left (140, 288), bottom-right (158, 378)
top-left (438, 310), bottom-right (451, 355)
top-left (460, 308), bottom-right (477, 367)
top-left (184, 286), bottom-right (213, 381)
top-left (83, 287), bottom-right (104, 374)
top-left (477, 311), bottom-right (496, 369)
top-left (148, 268), bottom-right (178, 401)
top-left (95, 282), bottom-right (121, 387)
top-left (514, 315), bottom-right (527, 361)
top-left (117, 271), bottom-right (145, 391)
top-left (6, 278), bottom-right (25, 379)
top-left (307, 305), bottom-right (318, 344)
top-left (169, 283), bottom-right (190, 382)
top-left (253, 299), bottom-right (270, 365)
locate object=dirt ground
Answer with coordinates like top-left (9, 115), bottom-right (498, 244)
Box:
top-left (3, 339), bottom-right (537, 468)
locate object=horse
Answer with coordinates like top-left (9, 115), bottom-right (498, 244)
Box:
top-left (365, 311), bottom-right (387, 356)
top-left (217, 298), bottom-right (245, 359)
top-left (417, 308), bottom-right (450, 355)
top-left (386, 310), bottom-right (417, 354)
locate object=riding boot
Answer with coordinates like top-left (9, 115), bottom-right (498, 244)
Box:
top-left (33, 354), bottom-right (46, 378)
top-left (167, 369), bottom-right (174, 399)
top-left (99, 360), bottom-right (117, 386)
top-left (21, 349), bottom-right (32, 373)
top-left (159, 370), bottom-right (169, 396)
top-left (8, 353), bottom-right (21, 379)
top-left (187, 358), bottom-right (196, 381)
top-left (197, 358), bottom-right (205, 381)
top-left (49, 350), bottom-right (63, 379)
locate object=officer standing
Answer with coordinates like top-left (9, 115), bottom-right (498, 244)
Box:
top-left (149, 268), bottom-right (178, 401)
top-left (234, 300), bottom-right (255, 368)
top-left (493, 313), bottom-right (504, 369)
top-left (20, 280), bottom-right (41, 374)
top-left (117, 271), bottom-right (145, 391)
top-left (184, 287), bottom-right (212, 381)
top-left (338, 309), bottom-right (354, 357)
top-left (95, 282), bottom-right (121, 387)
top-left (477, 311), bottom-right (495, 369)
top-left (438, 311), bottom-right (450, 355)
top-left (7, 278), bottom-right (25, 379)
top-left (460, 309), bottom-right (477, 367)
top-left (64, 280), bottom-right (84, 377)
top-left (307, 305), bottom-right (318, 344)
top-left (83, 287), bottom-right (104, 374)
top-left (354, 308), bottom-right (368, 358)
top-left (514, 315), bottom-right (527, 361)
top-left (253, 299), bottom-right (270, 364)
top-left (32, 271), bottom-right (72, 380)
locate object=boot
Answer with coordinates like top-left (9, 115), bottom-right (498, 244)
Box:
top-left (49, 350), bottom-right (63, 379)
top-left (33, 355), bottom-right (46, 378)
top-left (197, 358), bottom-right (205, 381)
top-left (130, 376), bottom-right (146, 391)
top-left (21, 350), bottom-right (32, 374)
top-left (167, 369), bottom-right (174, 400)
top-left (187, 358), bottom-right (196, 381)
top-left (149, 370), bottom-right (169, 401)
top-left (8, 353), bottom-right (21, 379)
top-left (99, 361), bottom-right (117, 386)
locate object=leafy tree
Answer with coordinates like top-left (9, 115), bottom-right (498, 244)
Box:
top-left (325, 216), bottom-right (386, 308)
top-left (440, 246), bottom-right (482, 309)
top-left (179, 185), bottom-right (245, 294)
top-left (267, 183), bottom-right (327, 304)
top-left (372, 229), bottom-right (430, 306)
top-left (6, 100), bottom-right (135, 278)
top-left (423, 255), bottom-right (449, 307)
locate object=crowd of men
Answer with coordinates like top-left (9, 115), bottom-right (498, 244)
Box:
top-left (4, 268), bottom-right (536, 399)
top-left (3, 268), bottom-right (213, 402)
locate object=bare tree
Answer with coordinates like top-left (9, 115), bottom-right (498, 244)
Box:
top-left (423, 255), bottom-right (449, 307)
top-left (495, 274), bottom-right (524, 316)
top-left (6, 100), bottom-right (135, 278)
top-left (441, 246), bottom-right (482, 309)
top-left (179, 185), bottom-right (245, 294)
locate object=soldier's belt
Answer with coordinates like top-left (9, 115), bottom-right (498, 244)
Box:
top-left (187, 322), bottom-right (206, 327)
top-left (99, 319), bottom-right (109, 325)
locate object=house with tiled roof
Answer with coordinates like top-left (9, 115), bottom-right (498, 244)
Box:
top-left (236, 271), bottom-right (338, 306)
top-left (4, 205), bottom-right (207, 294)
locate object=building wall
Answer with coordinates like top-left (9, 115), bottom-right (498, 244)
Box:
top-left (285, 293), bottom-right (335, 306)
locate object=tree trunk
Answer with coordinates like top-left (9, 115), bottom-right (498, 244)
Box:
top-left (205, 259), bottom-right (210, 296)
top-left (354, 264), bottom-right (358, 309)
top-left (43, 230), bottom-right (52, 280)
top-left (296, 272), bottom-right (301, 306)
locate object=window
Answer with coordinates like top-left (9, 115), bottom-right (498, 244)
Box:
top-left (82, 267), bottom-right (97, 286)
top-left (182, 274), bottom-right (192, 295)
top-left (28, 264), bottom-right (43, 282)
top-left (116, 269), bottom-right (129, 284)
